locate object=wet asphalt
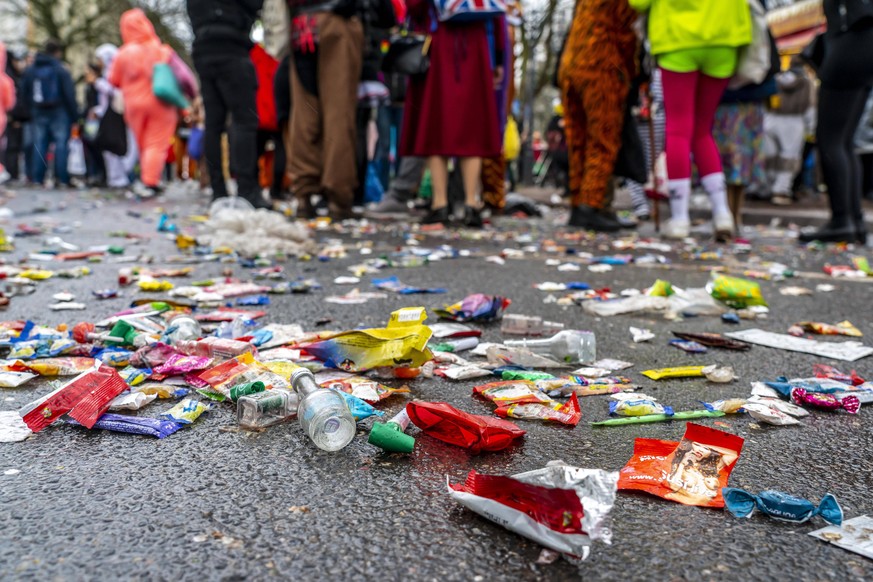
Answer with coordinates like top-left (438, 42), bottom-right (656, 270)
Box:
top-left (0, 186), bottom-right (872, 581)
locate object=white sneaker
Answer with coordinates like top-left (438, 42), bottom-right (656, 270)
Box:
top-left (0, 170), bottom-right (10, 186)
top-left (713, 213), bottom-right (735, 241)
top-left (131, 182), bottom-right (156, 199)
top-left (662, 219), bottom-right (690, 239)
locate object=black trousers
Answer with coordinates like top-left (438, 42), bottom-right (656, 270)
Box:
top-left (3, 122), bottom-right (23, 180)
top-left (256, 129), bottom-right (287, 199)
top-left (195, 55), bottom-right (259, 200)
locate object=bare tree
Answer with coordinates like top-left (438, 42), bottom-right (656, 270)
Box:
top-left (516, 0), bottom-right (574, 102)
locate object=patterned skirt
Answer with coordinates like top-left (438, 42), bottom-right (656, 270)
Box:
top-left (713, 102), bottom-right (767, 190)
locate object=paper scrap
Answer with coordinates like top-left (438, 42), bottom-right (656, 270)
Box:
top-left (725, 328), bottom-right (873, 362)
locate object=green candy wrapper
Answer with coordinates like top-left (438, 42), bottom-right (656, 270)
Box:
top-left (592, 410), bottom-right (725, 427)
top-left (708, 275), bottom-right (768, 309)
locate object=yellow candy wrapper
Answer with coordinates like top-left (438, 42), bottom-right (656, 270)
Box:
top-left (646, 279), bottom-right (675, 297)
top-left (299, 307), bottom-right (433, 372)
top-left (19, 269), bottom-right (54, 280)
top-left (137, 279), bottom-right (175, 292)
top-left (641, 366), bottom-right (708, 380)
top-left (708, 275), bottom-right (767, 309)
top-left (160, 398), bottom-right (215, 424)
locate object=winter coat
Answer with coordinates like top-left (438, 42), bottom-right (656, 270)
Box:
top-left (629, 0), bottom-right (753, 56)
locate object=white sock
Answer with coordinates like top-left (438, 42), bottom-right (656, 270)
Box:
top-left (701, 172), bottom-right (730, 218)
top-left (667, 178), bottom-right (691, 223)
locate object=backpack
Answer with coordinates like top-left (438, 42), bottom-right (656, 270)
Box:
top-left (728, 0), bottom-right (770, 90)
top-left (32, 64), bottom-right (61, 108)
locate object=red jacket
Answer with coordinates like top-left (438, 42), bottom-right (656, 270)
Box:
top-left (250, 44), bottom-right (278, 132)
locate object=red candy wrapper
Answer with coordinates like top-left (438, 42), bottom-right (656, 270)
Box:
top-left (448, 464), bottom-right (618, 561)
top-left (406, 401), bottom-right (525, 453)
top-left (813, 364), bottom-right (865, 386)
top-left (791, 388), bottom-right (860, 414)
top-left (618, 423), bottom-right (744, 508)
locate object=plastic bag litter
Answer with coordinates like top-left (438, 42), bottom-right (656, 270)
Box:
top-left (199, 208), bottom-right (316, 257)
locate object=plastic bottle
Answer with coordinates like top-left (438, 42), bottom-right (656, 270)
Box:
top-left (176, 337), bottom-right (257, 360)
top-left (163, 314), bottom-right (202, 345)
top-left (504, 330), bottom-right (596, 364)
top-left (237, 388), bottom-right (298, 429)
top-left (500, 314), bottom-right (565, 336)
top-left (292, 367), bottom-right (356, 452)
top-left (216, 315), bottom-right (258, 339)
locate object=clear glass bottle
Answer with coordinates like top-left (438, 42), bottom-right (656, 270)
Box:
top-left (504, 330), bottom-right (596, 364)
top-left (292, 367), bottom-right (356, 452)
top-left (237, 389), bottom-right (298, 429)
top-left (500, 314), bottom-right (565, 336)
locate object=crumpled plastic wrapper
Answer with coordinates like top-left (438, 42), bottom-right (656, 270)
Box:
top-left (199, 209), bottom-right (316, 258)
top-left (0, 411), bottom-right (32, 442)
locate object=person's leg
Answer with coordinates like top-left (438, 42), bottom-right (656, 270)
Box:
top-left (288, 54), bottom-right (323, 217)
top-left (480, 156), bottom-right (504, 212)
top-left (218, 56), bottom-right (261, 203)
top-left (462, 156), bottom-right (485, 226)
top-left (49, 110), bottom-right (71, 186)
top-left (318, 13), bottom-right (364, 217)
top-left (861, 152), bottom-right (873, 200)
top-left (5, 124), bottom-right (22, 180)
top-left (801, 85), bottom-right (870, 242)
top-left (271, 131), bottom-right (286, 199)
top-left (198, 67), bottom-right (229, 198)
top-left (375, 104), bottom-right (392, 190)
top-left (31, 114), bottom-right (51, 184)
top-left (561, 84), bottom-right (586, 208)
top-left (104, 151), bottom-right (129, 188)
top-left (425, 155), bottom-right (450, 224)
top-left (660, 68), bottom-right (699, 228)
top-left (692, 73), bottom-right (731, 237)
top-left (353, 106), bottom-right (369, 207)
top-left (138, 107), bottom-right (178, 188)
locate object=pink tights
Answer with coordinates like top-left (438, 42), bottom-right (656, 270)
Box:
top-left (660, 68), bottom-right (730, 180)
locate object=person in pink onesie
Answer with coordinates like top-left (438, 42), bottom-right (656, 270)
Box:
top-left (0, 42), bottom-right (17, 184)
top-left (109, 9), bottom-right (178, 197)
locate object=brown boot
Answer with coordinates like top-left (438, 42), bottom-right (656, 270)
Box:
top-left (727, 185), bottom-right (744, 236)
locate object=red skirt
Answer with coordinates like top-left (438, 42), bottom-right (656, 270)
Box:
top-left (399, 22), bottom-right (501, 158)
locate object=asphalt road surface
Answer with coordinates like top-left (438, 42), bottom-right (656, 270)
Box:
top-left (1, 186), bottom-right (872, 581)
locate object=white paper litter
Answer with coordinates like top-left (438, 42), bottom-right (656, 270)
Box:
top-left (0, 411), bottom-right (32, 443)
top-left (810, 515), bottom-right (873, 560)
top-left (725, 329), bottom-right (873, 362)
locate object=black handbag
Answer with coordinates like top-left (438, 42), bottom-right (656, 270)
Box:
top-left (95, 107), bottom-right (128, 157)
top-left (382, 31), bottom-right (431, 77)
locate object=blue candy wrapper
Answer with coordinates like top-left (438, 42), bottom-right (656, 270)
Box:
top-left (332, 388), bottom-right (384, 421)
top-left (68, 413), bottom-right (182, 438)
top-left (723, 488), bottom-right (843, 525)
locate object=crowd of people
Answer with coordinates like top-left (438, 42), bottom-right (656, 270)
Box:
top-left (0, 0), bottom-right (871, 242)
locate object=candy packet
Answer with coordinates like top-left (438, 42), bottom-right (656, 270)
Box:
top-left (68, 413), bottom-right (182, 438)
top-left (641, 366), bottom-right (707, 380)
top-left (196, 352), bottom-right (291, 396)
top-left (108, 391), bottom-right (157, 411)
top-left (315, 370), bottom-right (410, 404)
top-left (812, 364), bottom-right (864, 386)
top-left (434, 363), bottom-right (493, 381)
top-left (447, 463), bottom-right (618, 561)
top-left (434, 294), bottom-right (511, 323)
top-left (702, 399), bottom-right (747, 414)
top-left (618, 423), bottom-right (744, 508)
top-left (97, 348), bottom-right (132, 368)
top-left (160, 398), bottom-right (215, 424)
top-left (19, 364), bottom-right (110, 432)
top-left (153, 354), bottom-right (213, 376)
top-left (708, 275), bottom-right (768, 309)
top-left (496, 393), bottom-right (581, 426)
top-left (609, 393), bottom-right (672, 417)
top-left (299, 307), bottom-right (433, 372)
top-left (132, 382), bottom-right (188, 399)
top-left (703, 365), bottom-right (737, 383)
top-left (13, 357), bottom-right (96, 376)
top-left (669, 340), bottom-right (708, 354)
top-left (118, 365), bottom-right (150, 386)
top-left (791, 388), bottom-right (860, 414)
top-left (671, 332), bottom-right (751, 351)
top-left (742, 401), bottom-right (802, 426)
top-left (723, 489), bottom-right (842, 525)
top-left (406, 401), bottom-right (525, 453)
top-left (130, 342), bottom-right (182, 369)
top-left (473, 380), bottom-right (554, 405)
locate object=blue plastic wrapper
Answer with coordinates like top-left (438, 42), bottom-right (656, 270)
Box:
top-left (67, 413), bottom-right (182, 438)
top-left (372, 276), bottom-right (446, 295)
top-left (235, 295), bottom-right (271, 306)
top-left (96, 347), bottom-right (133, 367)
top-left (332, 388), bottom-right (385, 421)
top-left (250, 329), bottom-right (274, 347)
top-left (723, 488), bottom-right (843, 525)
top-left (669, 339), bottom-right (708, 353)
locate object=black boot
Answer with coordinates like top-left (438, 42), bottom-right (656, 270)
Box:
top-left (601, 209), bottom-right (637, 229)
top-left (798, 219), bottom-right (856, 243)
top-left (568, 205), bottom-right (621, 232)
top-left (422, 206), bottom-right (449, 225)
top-left (463, 206), bottom-right (483, 228)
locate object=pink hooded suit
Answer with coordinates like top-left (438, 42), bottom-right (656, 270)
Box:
top-left (0, 42), bottom-right (17, 174)
top-left (109, 9), bottom-right (177, 187)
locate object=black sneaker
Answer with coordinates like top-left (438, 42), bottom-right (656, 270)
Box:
top-left (422, 206), bottom-right (449, 225)
top-left (798, 221), bottom-right (856, 244)
top-left (568, 205), bottom-right (621, 232)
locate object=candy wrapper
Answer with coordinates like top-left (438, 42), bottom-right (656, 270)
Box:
top-left (372, 276), bottom-right (446, 294)
top-left (69, 413), bottom-right (182, 438)
top-left (672, 332), bottom-right (751, 351)
top-left (496, 393), bottom-right (581, 426)
top-left (434, 294), bottom-right (511, 323)
top-left (118, 365), bottom-right (150, 386)
top-left (609, 393), bottom-right (672, 417)
top-left (196, 353), bottom-right (291, 396)
top-left (742, 401), bottom-right (802, 426)
top-left (813, 364), bottom-right (864, 386)
top-left (723, 489), bottom-right (842, 525)
top-left (130, 342), bottom-right (182, 369)
top-left (618, 423), bottom-right (744, 507)
top-left (13, 357), bottom-right (96, 376)
top-left (669, 339), bottom-right (708, 354)
top-left (789, 320), bottom-right (862, 338)
top-left (160, 398), bottom-right (215, 424)
top-left (703, 365), bottom-right (737, 383)
top-left (702, 399), bottom-right (747, 414)
top-left (791, 388), bottom-right (860, 414)
top-left (0, 370), bottom-right (37, 388)
top-left (406, 401), bottom-right (525, 453)
top-left (154, 354), bottom-right (213, 376)
top-left (315, 370), bottom-right (410, 404)
top-left (473, 380), bottom-right (554, 405)
top-left (708, 275), bottom-right (768, 309)
top-left (591, 410), bottom-right (723, 427)
top-left (97, 348), bottom-right (132, 368)
top-left (641, 366), bottom-right (707, 380)
top-left (108, 391), bottom-right (157, 411)
top-left (447, 463), bottom-right (618, 561)
top-left (300, 307), bottom-right (433, 372)
top-left (630, 327), bottom-right (655, 343)
top-left (435, 363), bottom-right (492, 381)
top-left (333, 389), bottom-right (384, 421)
top-left (132, 382), bottom-right (188, 399)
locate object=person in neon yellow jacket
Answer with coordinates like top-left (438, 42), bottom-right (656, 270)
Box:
top-left (630, 0), bottom-right (752, 241)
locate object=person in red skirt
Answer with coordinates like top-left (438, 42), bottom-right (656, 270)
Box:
top-left (399, 0), bottom-right (504, 228)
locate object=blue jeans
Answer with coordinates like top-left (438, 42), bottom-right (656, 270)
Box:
top-left (375, 104), bottom-right (404, 190)
top-left (31, 108), bottom-right (71, 185)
